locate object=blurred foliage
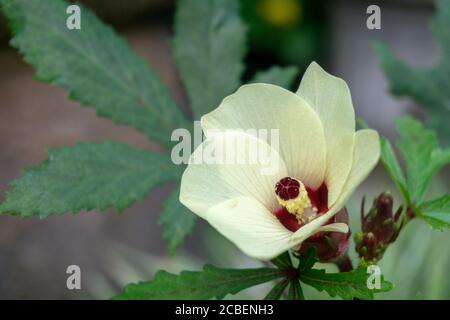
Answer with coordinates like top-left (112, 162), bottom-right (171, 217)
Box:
top-left (375, 0), bottom-right (450, 146)
top-left (379, 219), bottom-right (450, 299)
top-left (173, 0), bottom-right (247, 119)
top-left (241, 0), bottom-right (328, 77)
top-left (250, 65), bottom-right (299, 88)
top-left (1, 0), bottom-right (191, 147)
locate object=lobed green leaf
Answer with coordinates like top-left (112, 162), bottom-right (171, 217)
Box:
top-left (159, 185), bottom-right (197, 255)
top-left (396, 117), bottom-right (450, 205)
top-left (288, 280), bottom-right (304, 300)
top-left (300, 266), bottom-right (393, 300)
top-left (114, 264), bottom-right (284, 300)
top-left (1, 0), bottom-right (190, 147)
top-left (263, 278), bottom-right (290, 300)
top-left (173, 0), bottom-right (246, 119)
top-left (418, 195), bottom-right (450, 230)
top-left (0, 141), bottom-right (181, 217)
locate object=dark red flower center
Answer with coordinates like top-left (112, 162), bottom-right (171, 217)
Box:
top-left (307, 183), bottom-right (329, 214)
top-left (274, 180), bottom-right (329, 232)
top-left (275, 177), bottom-right (300, 200)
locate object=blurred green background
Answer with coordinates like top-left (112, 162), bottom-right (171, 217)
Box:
top-left (0, 0), bottom-right (448, 299)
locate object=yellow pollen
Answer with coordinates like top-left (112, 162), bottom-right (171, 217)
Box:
top-left (276, 180), bottom-right (311, 218)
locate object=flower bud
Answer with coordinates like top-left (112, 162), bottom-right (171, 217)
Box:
top-left (355, 192), bottom-right (402, 262)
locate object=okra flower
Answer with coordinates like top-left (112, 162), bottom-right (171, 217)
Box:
top-left (180, 62), bottom-right (380, 260)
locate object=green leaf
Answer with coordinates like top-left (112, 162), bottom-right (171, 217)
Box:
top-left (159, 185), bottom-right (197, 255)
top-left (0, 141), bottom-right (180, 217)
top-left (264, 278), bottom-right (289, 300)
top-left (114, 264), bottom-right (284, 300)
top-left (173, 0), bottom-right (246, 119)
top-left (250, 66), bottom-right (299, 89)
top-left (297, 248), bottom-right (317, 272)
top-left (380, 137), bottom-right (410, 204)
top-left (288, 280), bottom-right (304, 300)
top-left (300, 267), bottom-right (393, 300)
top-left (396, 117), bottom-right (450, 204)
top-left (418, 195), bottom-right (450, 230)
top-left (1, 0), bottom-right (190, 147)
top-left (374, 0), bottom-right (450, 145)
top-left (271, 251), bottom-right (292, 268)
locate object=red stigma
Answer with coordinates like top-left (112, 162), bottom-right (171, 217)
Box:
top-left (274, 182), bottom-right (329, 232)
top-left (275, 177), bottom-right (300, 200)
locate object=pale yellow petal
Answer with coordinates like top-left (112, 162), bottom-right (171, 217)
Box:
top-left (332, 129), bottom-right (381, 208)
top-left (296, 62), bottom-right (355, 206)
top-left (205, 197), bottom-right (294, 261)
top-left (179, 130), bottom-right (288, 218)
top-left (324, 134), bottom-right (355, 205)
top-left (316, 222), bottom-right (349, 234)
top-left (202, 83), bottom-right (326, 189)
top-left (290, 129), bottom-right (379, 242)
